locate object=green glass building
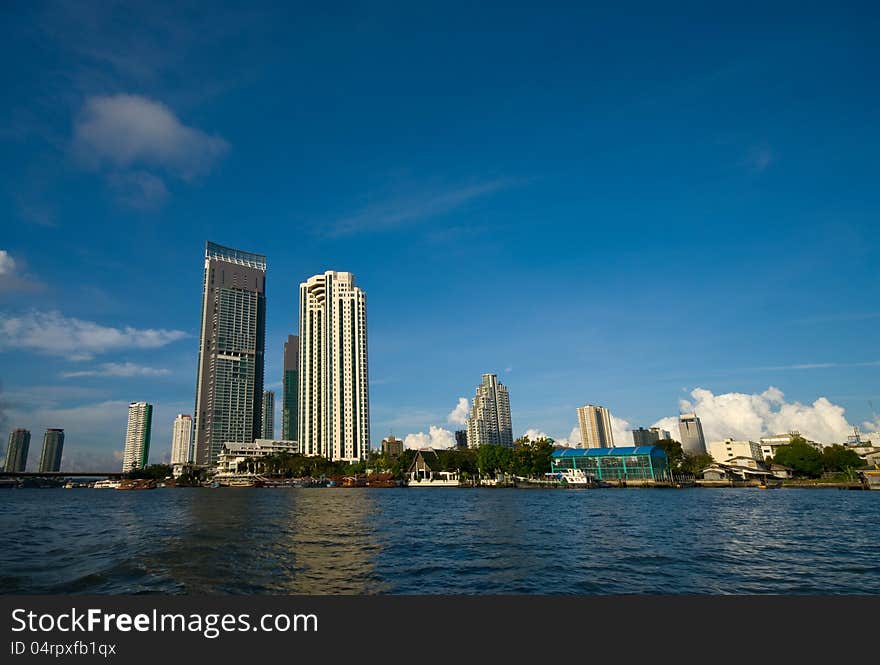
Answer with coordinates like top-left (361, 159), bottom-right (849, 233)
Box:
top-left (282, 334), bottom-right (298, 441)
top-left (550, 446), bottom-right (670, 481)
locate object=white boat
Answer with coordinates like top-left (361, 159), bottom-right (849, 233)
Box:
top-left (558, 468), bottom-right (596, 487)
top-left (93, 479), bottom-right (121, 489)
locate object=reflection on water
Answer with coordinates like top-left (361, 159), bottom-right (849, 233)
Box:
top-left (1, 488), bottom-right (879, 594)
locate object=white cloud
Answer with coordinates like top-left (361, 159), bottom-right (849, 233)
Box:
top-left (329, 179), bottom-right (513, 236)
top-left (60, 362), bottom-right (172, 379)
top-left (651, 386), bottom-right (867, 445)
top-left (0, 250), bottom-right (44, 293)
top-left (0, 310), bottom-right (187, 361)
top-left (73, 94), bottom-right (228, 180)
top-left (107, 170), bottom-right (168, 209)
top-left (447, 397), bottom-right (470, 426)
top-left (403, 425), bottom-right (456, 450)
top-left (0, 250), bottom-right (15, 275)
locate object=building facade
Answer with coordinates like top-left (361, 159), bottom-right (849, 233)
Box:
top-left (171, 414), bottom-right (193, 466)
top-left (759, 431), bottom-right (819, 460)
top-left (454, 429), bottom-right (468, 449)
top-left (193, 241), bottom-right (267, 466)
top-left (577, 404), bottom-right (614, 449)
top-left (123, 402), bottom-right (153, 473)
top-left (282, 335), bottom-right (299, 440)
top-left (678, 412), bottom-right (707, 455)
top-left (262, 390), bottom-right (275, 439)
top-left (551, 446), bottom-right (671, 482)
top-left (466, 374), bottom-right (513, 448)
top-left (4, 429), bottom-right (30, 473)
top-left (381, 435), bottom-right (404, 458)
top-left (38, 428), bottom-right (64, 472)
top-left (297, 271), bottom-right (370, 462)
top-left (631, 426), bottom-right (672, 446)
top-left (708, 438), bottom-right (764, 463)
top-left (216, 439), bottom-right (302, 476)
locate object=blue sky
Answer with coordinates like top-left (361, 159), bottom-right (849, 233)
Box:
top-left (1, 1), bottom-right (879, 468)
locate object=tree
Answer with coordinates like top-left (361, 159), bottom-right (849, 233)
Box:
top-left (654, 439), bottom-right (686, 471)
top-left (821, 445), bottom-right (862, 473)
top-left (772, 440), bottom-right (823, 478)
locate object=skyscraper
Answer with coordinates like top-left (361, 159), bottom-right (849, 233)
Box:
top-left (38, 428), bottom-right (64, 472)
top-left (679, 412), bottom-right (707, 455)
top-left (281, 335), bottom-right (298, 440)
top-left (171, 414), bottom-right (193, 466)
top-left (123, 401), bottom-right (153, 473)
top-left (454, 429), bottom-right (468, 449)
top-left (261, 390), bottom-right (275, 439)
top-left (4, 429), bottom-right (30, 473)
top-left (577, 404), bottom-right (614, 448)
top-left (466, 374), bottom-right (513, 448)
top-left (298, 271), bottom-right (370, 461)
top-left (194, 241), bottom-right (267, 466)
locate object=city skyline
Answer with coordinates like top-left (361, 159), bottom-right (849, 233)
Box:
top-left (1, 3), bottom-right (879, 469)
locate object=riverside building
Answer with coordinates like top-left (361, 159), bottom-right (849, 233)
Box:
top-left (550, 446), bottom-right (671, 482)
top-left (123, 402), bottom-right (153, 473)
top-left (4, 429), bottom-right (30, 473)
top-left (262, 390), bottom-right (275, 439)
top-left (297, 271), bottom-right (370, 462)
top-left (171, 414), bottom-right (193, 465)
top-left (708, 438), bottom-right (764, 463)
top-left (193, 241), bottom-right (267, 466)
top-left (678, 412), bottom-right (707, 455)
top-left (577, 404), bottom-right (614, 448)
top-left (282, 335), bottom-right (298, 440)
top-left (466, 374), bottom-right (513, 448)
top-left (38, 428), bottom-right (64, 472)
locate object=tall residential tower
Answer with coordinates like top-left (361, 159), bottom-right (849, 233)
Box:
top-left (281, 335), bottom-right (298, 440)
top-left (123, 401), bottom-right (153, 473)
top-left (679, 412), bottom-right (707, 455)
top-left (261, 390), bottom-right (275, 439)
top-left (193, 242), bottom-right (267, 466)
top-left (4, 429), bottom-right (30, 473)
top-left (38, 428), bottom-right (64, 472)
top-left (577, 404), bottom-right (614, 448)
top-left (466, 374), bottom-right (513, 448)
top-left (171, 414), bottom-right (193, 465)
top-left (298, 271), bottom-right (370, 461)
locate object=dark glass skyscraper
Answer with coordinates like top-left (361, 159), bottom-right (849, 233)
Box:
top-left (4, 429), bottom-right (30, 473)
top-left (282, 334), bottom-right (298, 441)
top-left (38, 428), bottom-right (64, 472)
top-left (194, 242), bottom-right (267, 466)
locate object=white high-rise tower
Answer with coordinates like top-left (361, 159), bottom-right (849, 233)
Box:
top-left (297, 271), bottom-right (370, 461)
top-left (577, 404), bottom-right (614, 448)
top-left (170, 414), bottom-right (193, 466)
top-left (466, 374), bottom-right (513, 448)
top-left (123, 401), bottom-right (153, 473)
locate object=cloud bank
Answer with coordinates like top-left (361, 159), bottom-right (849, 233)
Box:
top-left (60, 362), bottom-right (172, 379)
top-left (0, 310), bottom-right (187, 361)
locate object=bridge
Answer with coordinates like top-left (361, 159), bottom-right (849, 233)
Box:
top-left (0, 471), bottom-right (125, 478)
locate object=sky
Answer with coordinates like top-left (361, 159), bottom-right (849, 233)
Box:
top-left (1, 1), bottom-right (879, 469)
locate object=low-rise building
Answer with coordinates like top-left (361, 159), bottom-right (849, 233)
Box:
top-left (550, 446), bottom-right (671, 482)
top-left (709, 438), bottom-right (764, 463)
top-left (215, 439), bottom-right (301, 476)
top-left (406, 449), bottom-right (459, 486)
top-left (759, 431), bottom-right (820, 460)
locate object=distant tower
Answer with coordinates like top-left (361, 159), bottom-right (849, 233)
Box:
top-left (281, 335), bottom-right (299, 440)
top-left (123, 402), bottom-right (153, 473)
top-left (577, 405), bottom-right (615, 449)
top-left (678, 412), bottom-right (707, 455)
top-left (454, 430), bottom-right (468, 449)
top-left (466, 374), bottom-right (513, 448)
top-left (298, 271), bottom-right (370, 461)
top-left (261, 390), bottom-right (275, 439)
top-left (4, 429), bottom-right (30, 473)
top-left (38, 429), bottom-right (64, 472)
top-left (171, 414), bottom-right (193, 465)
top-left (193, 241), bottom-right (267, 466)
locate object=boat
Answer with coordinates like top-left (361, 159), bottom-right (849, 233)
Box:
top-left (116, 479), bottom-right (157, 490)
top-left (557, 468), bottom-right (597, 488)
top-left (93, 479), bottom-right (121, 489)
